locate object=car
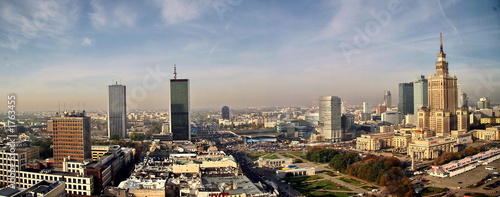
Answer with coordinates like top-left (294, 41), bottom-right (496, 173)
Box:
top-left (371, 189), bottom-right (379, 192)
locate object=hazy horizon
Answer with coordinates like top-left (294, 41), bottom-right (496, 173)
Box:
top-left (1, 1), bottom-right (499, 111)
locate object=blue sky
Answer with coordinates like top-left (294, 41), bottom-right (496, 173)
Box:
top-left (1, 0), bottom-right (499, 111)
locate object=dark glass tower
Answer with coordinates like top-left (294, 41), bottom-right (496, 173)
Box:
top-left (222, 106), bottom-right (230, 120)
top-left (170, 70), bottom-right (190, 141)
top-left (108, 83), bottom-right (127, 139)
top-left (398, 82), bottom-right (414, 116)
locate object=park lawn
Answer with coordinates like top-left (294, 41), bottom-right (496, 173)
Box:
top-left (288, 151), bottom-right (306, 159)
top-left (361, 185), bottom-right (378, 191)
top-left (263, 154), bottom-right (280, 159)
top-left (306, 191), bottom-right (356, 197)
top-left (322, 171), bottom-right (341, 177)
top-left (337, 176), bottom-right (365, 186)
top-left (281, 153), bottom-right (296, 158)
top-left (247, 152), bottom-right (268, 161)
top-left (421, 187), bottom-right (448, 196)
top-left (308, 180), bottom-right (352, 191)
top-left (288, 175), bottom-right (324, 184)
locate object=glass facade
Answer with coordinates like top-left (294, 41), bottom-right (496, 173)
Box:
top-left (108, 84), bottom-right (127, 139)
top-left (398, 82), bottom-right (414, 116)
top-left (170, 79), bottom-right (190, 141)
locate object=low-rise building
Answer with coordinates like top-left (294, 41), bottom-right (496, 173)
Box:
top-left (256, 158), bottom-right (292, 168)
top-left (472, 126), bottom-right (500, 141)
top-left (276, 167), bottom-right (315, 179)
top-left (408, 136), bottom-right (456, 160)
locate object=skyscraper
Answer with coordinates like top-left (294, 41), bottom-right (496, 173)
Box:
top-left (170, 65), bottom-right (190, 141)
top-left (477, 97), bottom-right (491, 109)
top-left (51, 111), bottom-right (91, 169)
top-left (384, 91), bottom-right (392, 108)
top-left (362, 102), bottom-right (371, 113)
top-left (418, 32), bottom-right (458, 136)
top-left (319, 96), bottom-right (342, 142)
top-left (108, 83), bottom-right (127, 139)
top-left (222, 106), bottom-right (230, 120)
top-left (414, 75), bottom-right (428, 123)
top-left (398, 82), bottom-right (414, 116)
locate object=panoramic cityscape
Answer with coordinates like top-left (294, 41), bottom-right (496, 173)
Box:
top-left (1, 1), bottom-right (499, 197)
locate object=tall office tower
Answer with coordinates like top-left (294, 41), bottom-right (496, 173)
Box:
top-left (384, 91), bottom-right (392, 108)
top-left (457, 84), bottom-right (463, 108)
top-left (460, 93), bottom-right (468, 108)
top-left (398, 82), bottom-right (414, 116)
top-left (456, 108), bottom-right (469, 130)
top-left (108, 82), bottom-right (127, 139)
top-left (414, 75), bottom-right (428, 123)
top-left (170, 65), bottom-right (191, 141)
top-left (51, 111), bottom-right (91, 169)
top-left (341, 113), bottom-right (355, 132)
top-left (419, 32), bottom-right (458, 136)
top-left (362, 102), bottom-right (371, 113)
top-left (376, 104), bottom-right (387, 116)
top-left (222, 106), bottom-right (230, 120)
top-left (319, 96), bottom-right (342, 142)
top-left (477, 97), bottom-right (491, 109)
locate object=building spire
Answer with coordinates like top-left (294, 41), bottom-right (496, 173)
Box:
top-left (440, 31), bottom-right (443, 52)
top-left (173, 64), bottom-right (177, 79)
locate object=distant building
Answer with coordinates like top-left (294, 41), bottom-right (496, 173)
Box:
top-left (221, 106), bottom-right (230, 120)
top-left (341, 113), bottom-right (355, 132)
top-left (363, 102), bottom-right (372, 113)
top-left (477, 97), bottom-right (491, 109)
top-left (50, 112), bottom-right (91, 169)
top-left (399, 82), bottom-right (414, 116)
top-left (376, 104), bottom-right (387, 116)
top-left (384, 90), bottom-right (392, 108)
top-left (413, 75), bottom-right (428, 123)
top-left (108, 83), bottom-right (127, 139)
top-left (170, 66), bottom-right (191, 141)
top-left (382, 111), bottom-right (401, 125)
top-left (319, 96), bottom-right (342, 142)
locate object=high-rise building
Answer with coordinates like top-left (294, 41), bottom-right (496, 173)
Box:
top-left (399, 82), bottom-right (414, 116)
top-left (362, 102), bottom-right (371, 113)
top-left (376, 104), bottom-right (387, 116)
top-left (414, 75), bottom-right (428, 123)
top-left (108, 83), bottom-right (127, 139)
top-left (418, 32), bottom-right (458, 136)
top-left (222, 106), bottom-right (230, 120)
top-left (319, 96), bottom-right (342, 142)
top-left (341, 113), bottom-right (355, 132)
top-left (170, 66), bottom-right (190, 141)
top-left (51, 111), bottom-right (91, 169)
top-left (381, 111), bottom-right (402, 125)
top-left (477, 97), bottom-right (491, 109)
top-left (384, 91), bottom-right (392, 108)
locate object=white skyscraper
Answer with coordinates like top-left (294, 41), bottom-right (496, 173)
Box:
top-left (319, 96), bottom-right (342, 142)
top-left (363, 102), bottom-right (371, 113)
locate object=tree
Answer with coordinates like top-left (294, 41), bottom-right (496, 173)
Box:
top-left (109, 134), bottom-right (120, 141)
top-left (31, 138), bottom-right (52, 159)
top-left (329, 152), bottom-right (362, 172)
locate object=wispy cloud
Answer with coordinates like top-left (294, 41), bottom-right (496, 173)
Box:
top-left (0, 0), bottom-right (77, 50)
top-left (81, 37), bottom-right (94, 46)
top-left (155, 0), bottom-right (208, 25)
top-left (89, 0), bottom-right (137, 30)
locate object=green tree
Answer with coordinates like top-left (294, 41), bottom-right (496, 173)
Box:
top-left (328, 152), bottom-right (361, 172)
top-left (31, 138), bottom-right (52, 159)
top-left (109, 134), bottom-right (120, 140)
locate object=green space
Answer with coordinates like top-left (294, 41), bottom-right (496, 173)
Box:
top-left (322, 170), bottom-right (341, 177)
top-left (421, 187), bottom-right (448, 196)
top-left (263, 154), bottom-right (280, 159)
top-left (294, 179), bottom-right (353, 196)
top-left (288, 151), bottom-right (306, 159)
top-left (305, 191), bottom-right (356, 197)
top-left (247, 152), bottom-right (268, 161)
top-left (337, 177), bottom-right (365, 186)
top-left (361, 185), bottom-right (378, 191)
top-left (281, 153), bottom-right (296, 158)
top-left (287, 175), bottom-right (323, 184)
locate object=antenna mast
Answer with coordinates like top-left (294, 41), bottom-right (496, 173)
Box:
top-left (174, 64), bottom-right (177, 79)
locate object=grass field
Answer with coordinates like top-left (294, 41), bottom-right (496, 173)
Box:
top-left (247, 152), bottom-right (268, 161)
top-left (305, 191), bottom-right (356, 197)
top-left (421, 187), bottom-right (448, 196)
top-left (295, 180), bottom-right (352, 195)
top-left (281, 153), bottom-right (296, 158)
top-left (287, 175), bottom-right (323, 184)
top-left (361, 185), bottom-right (378, 191)
top-left (337, 177), bottom-right (365, 186)
top-left (263, 154), bottom-right (280, 159)
top-left (288, 151), bottom-right (306, 159)
top-left (322, 170), bottom-right (341, 177)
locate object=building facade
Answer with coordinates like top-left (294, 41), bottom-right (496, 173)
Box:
top-left (50, 112), bottom-right (92, 169)
top-left (108, 83), bottom-right (127, 139)
top-left (319, 96), bottom-right (342, 142)
top-left (170, 78), bottom-right (191, 141)
top-left (398, 82), bottom-right (414, 116)
top-left (414, 75), bottom-right (428, 123)
top-left (221, 106), bottom-right (230, 120)
top-left (384, 90), bottom-right (392, 108)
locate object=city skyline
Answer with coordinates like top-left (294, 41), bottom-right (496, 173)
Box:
top-left (1, 1), bottom-right (499, 111)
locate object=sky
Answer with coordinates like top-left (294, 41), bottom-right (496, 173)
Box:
top-left (0, 0), bottom-right (499, 111)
